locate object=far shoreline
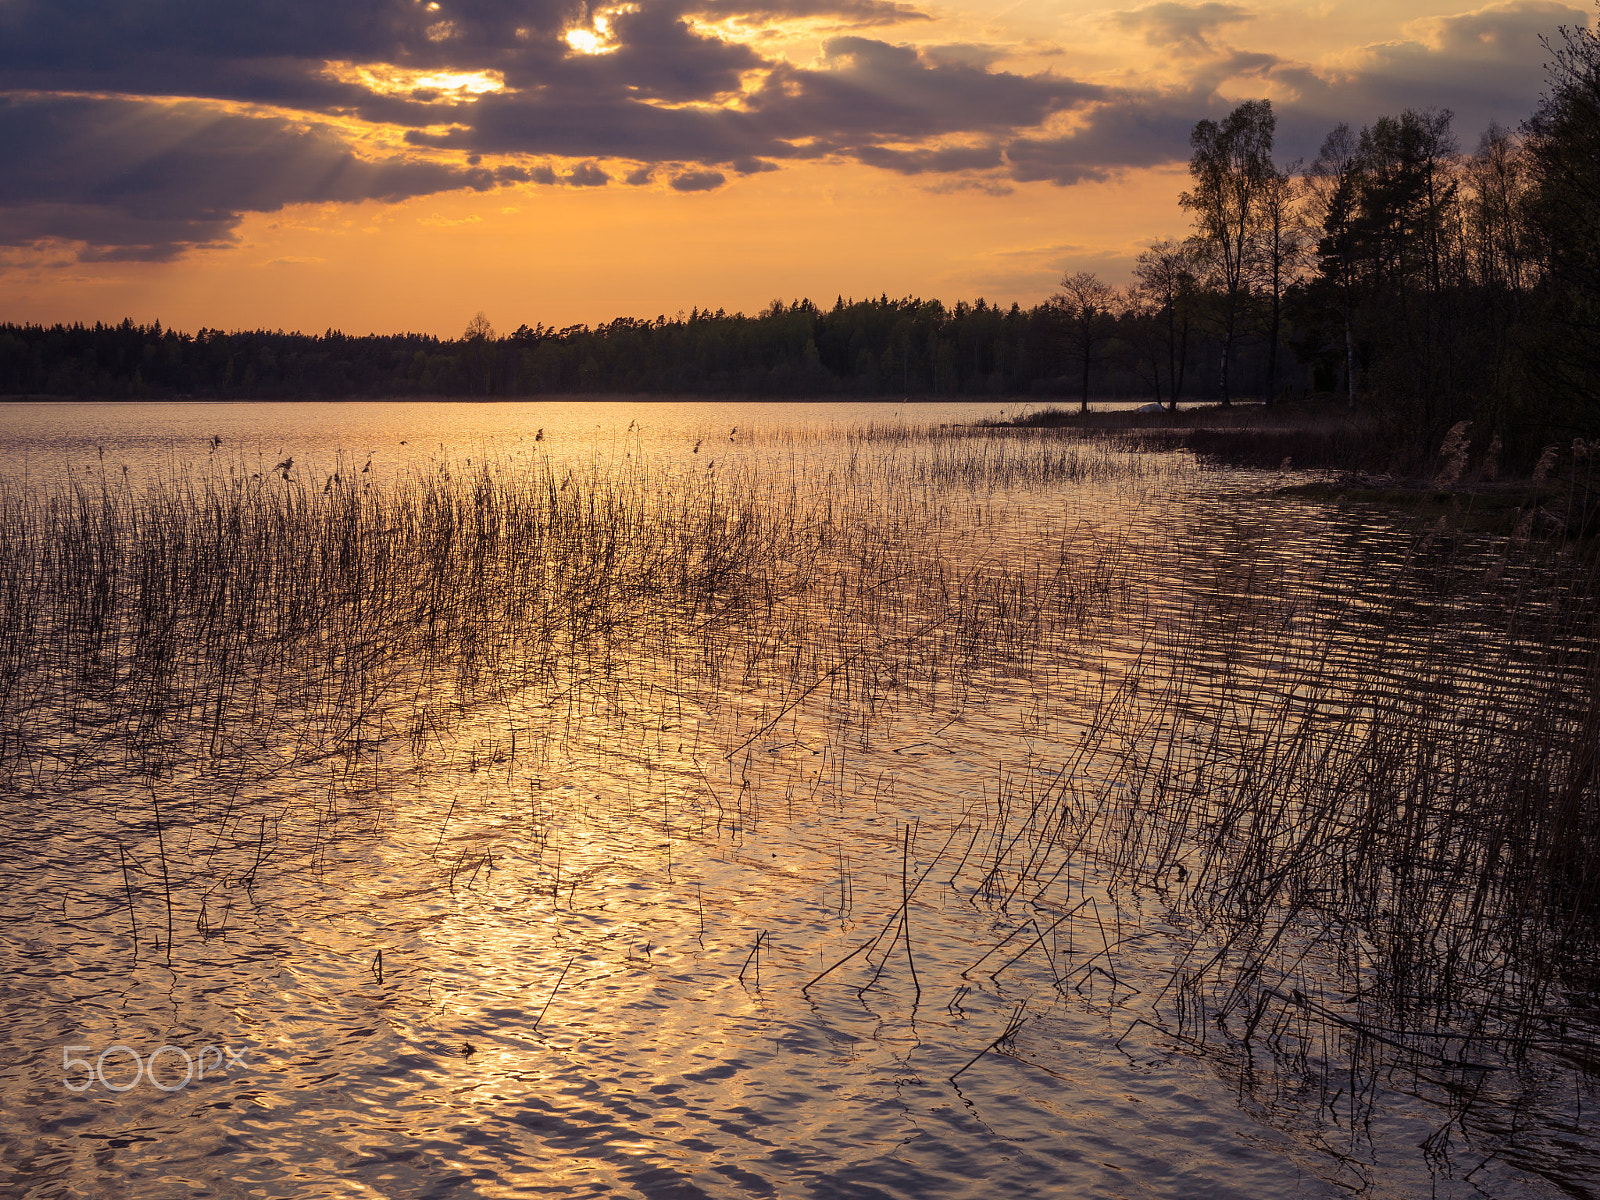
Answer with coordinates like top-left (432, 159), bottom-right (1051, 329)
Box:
top-left (0, 392), bottom-right (1201, 407)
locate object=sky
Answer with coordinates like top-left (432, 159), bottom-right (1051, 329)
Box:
top-left (0, 0), bottom-right (1592, 335)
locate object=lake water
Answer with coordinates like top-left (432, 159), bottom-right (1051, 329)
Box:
top-left (0, 401), bottom-right (1594, 1199)
top-left (0, 399), bottom-right (1022, 480)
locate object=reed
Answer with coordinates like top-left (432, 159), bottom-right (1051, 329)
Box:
top-left (5, 416), bottom-right (1593, 1171)
top-left (957, 513), bottom-right (1600, 1127)
top-left (0, 425), bottom-right (1136, 937)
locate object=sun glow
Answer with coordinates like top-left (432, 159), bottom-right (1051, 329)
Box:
top-left (323, 61), bottom-right (505, 100)
top-left (565, 7), bottom-right (636, 55)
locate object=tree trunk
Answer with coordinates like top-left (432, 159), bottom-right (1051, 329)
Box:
top-left (1344, 311), bottom-right (1355, 408)
top-left (1267, 292), bottom-right (1280, 405)
top-left (1174, 319), bottom-right (1188, 411)
top-left (1167, 306), bottom-right (1179, 411)
top-left (1219, 333), bottom-right (1231, 407)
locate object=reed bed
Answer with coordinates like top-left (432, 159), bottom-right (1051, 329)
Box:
top-left (0, 429), bottom-right (1140, 803)
top-left (919, 520), bottom-right (1600, 1142)
top-left (4, 420), bottom-right (1595, 1182)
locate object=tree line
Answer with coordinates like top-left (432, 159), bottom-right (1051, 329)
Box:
top-left (2, 15), bottom-right (1595, 462)
top-left (0, 294), bottom-right (1268, 406)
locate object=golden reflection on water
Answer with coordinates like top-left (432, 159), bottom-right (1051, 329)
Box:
top-left (0, 404), bottom-right (1594, 1198)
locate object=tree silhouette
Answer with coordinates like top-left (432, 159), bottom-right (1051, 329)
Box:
top-left (1183, 100), bottom-right (1276, 405)
top-left (1347, 108), bottom-right (1461, 427)
top-left (1053, 271), bottom-right (1120, 412)
top-left (1522, 14), bottom-right (1600, 437)
top-left (1305, 124), bottom-right (1363, 405)
top-left (463, 311), bottom-right (495, 395)
top-left (1254, 161), bottom-right (1308, 405)
top-left (1133, 240), bottom-right (1200, 410)
top-left (1463, 123), bottom-right (1529, 297)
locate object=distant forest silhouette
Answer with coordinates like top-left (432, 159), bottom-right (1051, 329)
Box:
top-left (0, 296), bottom-right (1245, 403)
top-left (4, 14), bottom-right (1597, 463)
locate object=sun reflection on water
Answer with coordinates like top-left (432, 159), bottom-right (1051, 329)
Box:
top-left (1, 406), bottom-right (1595, 1198)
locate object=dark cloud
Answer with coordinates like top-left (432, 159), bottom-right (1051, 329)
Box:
top-left (670, 169), bottom-right (727, 190)
top-left (753, 38), bottom-right (1101, 140)
top-left (566, 161), bottom-right (612, 186)
top-left (1006, 0), bottom-right (1586, 185)
top-left (625, 165), bottom-right (657, 185)
top-left (687, 0), bottom-right (931, 24)
top-left (404, 35), bottom-right (1096, 170)
top-left (558, 5), bottom-right (764, 103)
top-left (0, 0), bottom-right (1585, 261)
top-left (855, 143), bottom-right (1003, 173)
top-left (0, 0), bottom-right (574, 101)
top-left (1004, 90), bottom-right (1207, 184)
top-left (0, 93), bottom-right (491, 260)
top-left (1308, 0), bottom-right (1580, 135)
top-left (917, 43), bottom-right (1011, 69)
top-left (405, 93), bottom-right (777, 164)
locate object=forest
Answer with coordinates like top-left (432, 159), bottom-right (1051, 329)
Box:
top-left (2, 17), bottom-right (1596, 466)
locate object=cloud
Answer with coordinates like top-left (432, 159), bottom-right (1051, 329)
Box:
top-left (1112, 3), bottom-right (1255, 53)
top-left (688, 0), bottom-right (932, 24)
top-left (670, 169), bottom-right (728, 190)
top-left (0, 94), bottom-right (493, 260)
top-left (0, 0), bottom-right (1586, 262)
top-left (1325, 0), bottom-right (1581, 128)
top-left (1005, 89), bottom-right (1208, 184)
top-left (970, 240), bottom-right (1136, 294)
top-left (403, 34), bottom-right (1100, 173)
top-left (771, 38), bottom-right (1102, 139)
top-left (1198, 0), bottom-right (1592, 161)
top-left (1008, 0), bottom-right (1586, 183)
top-left (921, 176), bottom-right (1014, 195)
top-left (0, 0), bottom-right (576, 102)
top-left (567, 161), bottom-right (612, 186)
top-left (566, 5), bottom-right (765, 104)
top-left (854, 143), bottom-right (1004, 173)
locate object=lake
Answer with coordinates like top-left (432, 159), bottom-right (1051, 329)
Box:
top-left (1, 400), bottom-right (1594, 1199)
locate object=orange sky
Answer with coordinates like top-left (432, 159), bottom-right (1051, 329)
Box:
top-left (1, 0), bottom-right (1589, 336)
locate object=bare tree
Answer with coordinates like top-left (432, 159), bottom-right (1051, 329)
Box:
top-left (1133, 239), bottom-right (1200, 410)
top-left (1053, 271), bottom-right (1120, 413)
top-left (1463, 123), bottom-right (1529, 296)
top-left (1254, 162), bottom-right (1309, 404)
top-left (1182, 99), bottom-right (1276, 405)
top-left (463, 311), bottom-right (495, 395)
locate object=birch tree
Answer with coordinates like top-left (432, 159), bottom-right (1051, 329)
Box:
top-left (1181, 99), bottom-right (1275, 405)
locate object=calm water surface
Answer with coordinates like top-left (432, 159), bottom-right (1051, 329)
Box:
top-left (0, 399), bottom-right (1024, 481)
top-left (0, 401), bottom-right (1592, 1199)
